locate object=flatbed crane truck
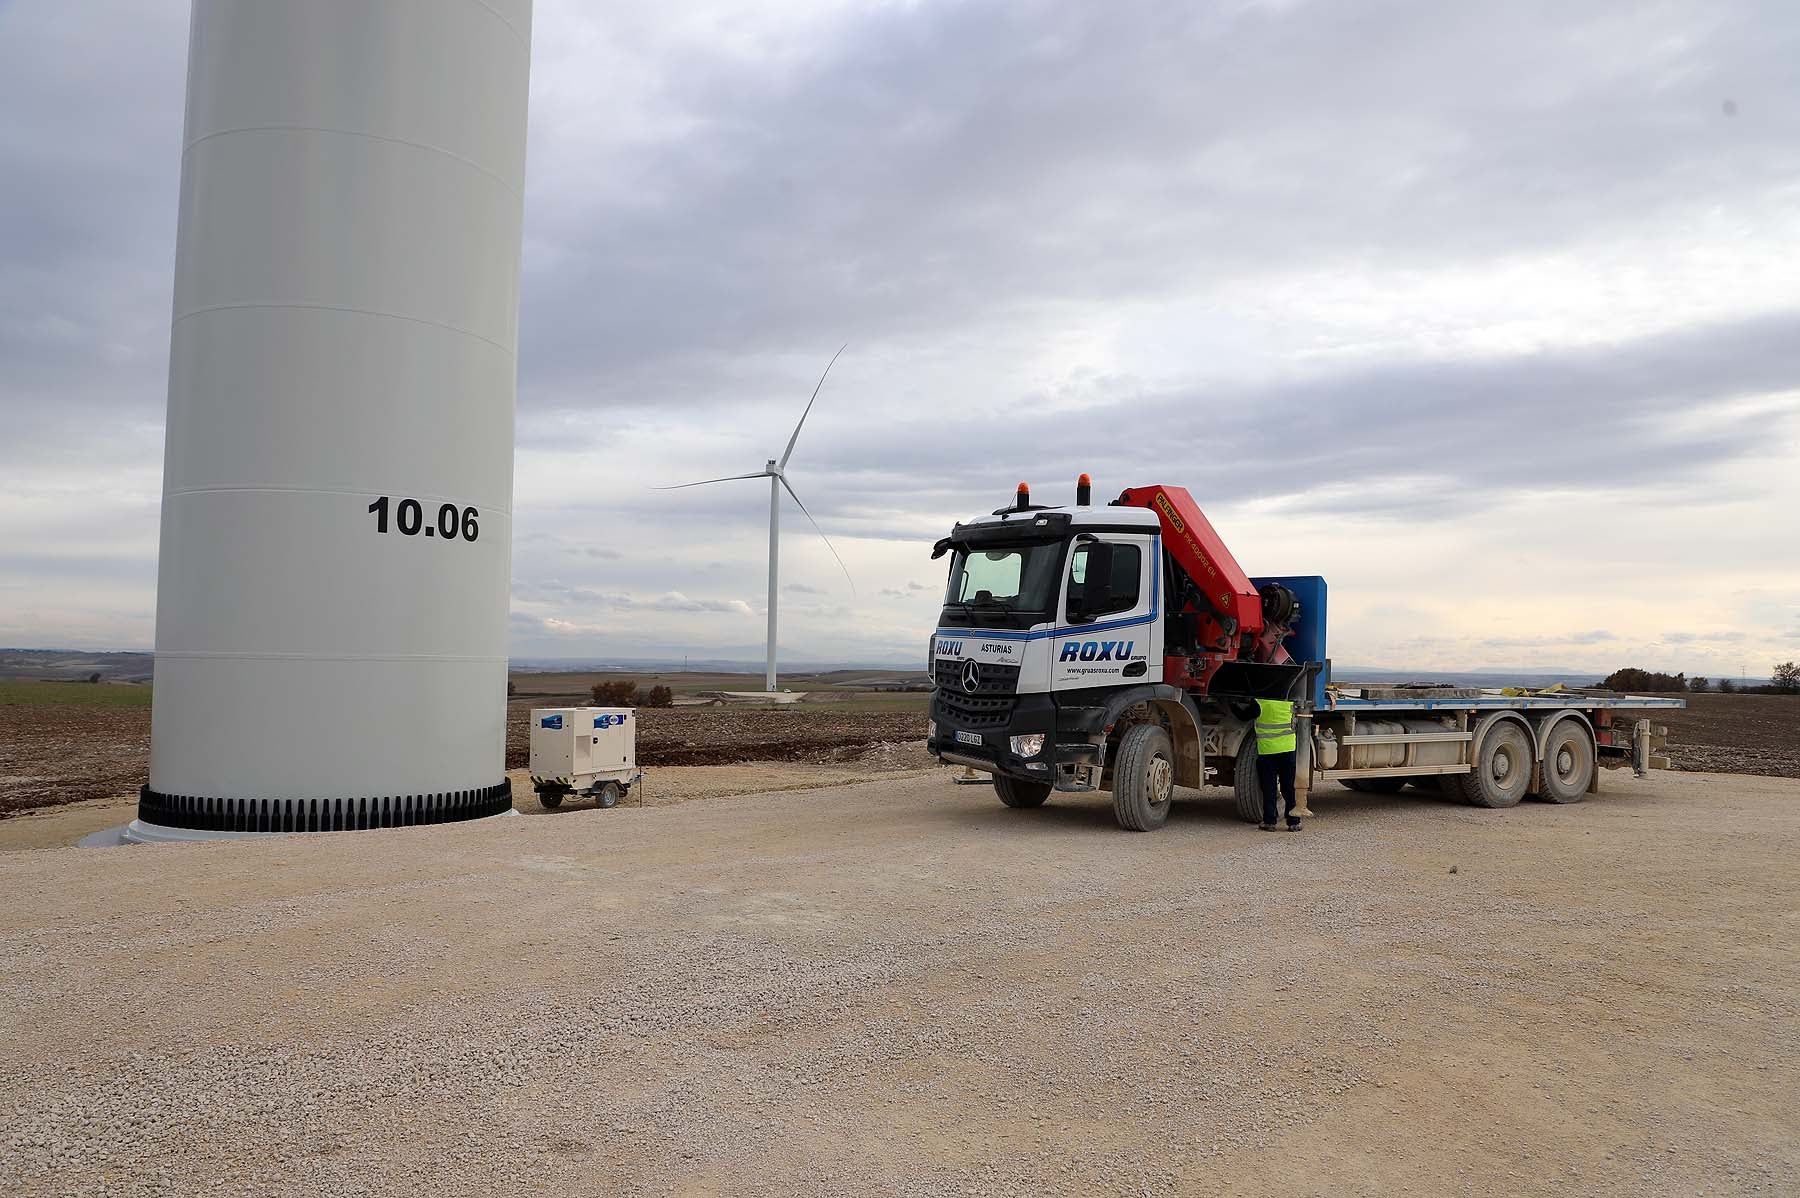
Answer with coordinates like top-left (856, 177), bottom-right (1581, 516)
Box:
top-left (926, 478), bottom-right (1685, 831)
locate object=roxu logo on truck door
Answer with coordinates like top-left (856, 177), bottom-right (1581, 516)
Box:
top-left (1059, 640), bottom-right (1135, 662)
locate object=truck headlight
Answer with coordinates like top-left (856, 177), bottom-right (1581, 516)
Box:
top-left (1010, 733), bottom-right (1046, 758)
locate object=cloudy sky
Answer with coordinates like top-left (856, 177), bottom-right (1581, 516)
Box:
top-left (3, 0), bottom-right (1798, 677)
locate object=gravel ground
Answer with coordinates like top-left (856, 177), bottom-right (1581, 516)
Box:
top-left (2, 768), bottom-right (1796, 1197)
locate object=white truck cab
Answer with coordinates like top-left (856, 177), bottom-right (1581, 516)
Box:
top-left (927, 493), bottom-right (1201, 820)
top-left (931, 503), bottom-right (1164, 694)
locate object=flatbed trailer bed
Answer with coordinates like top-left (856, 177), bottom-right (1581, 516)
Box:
top-left (1328, 693), bottom-right (1687, 713)
top-left (1240, 687), bottom-right (1688, 818)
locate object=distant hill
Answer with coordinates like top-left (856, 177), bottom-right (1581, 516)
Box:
top-left (0, 649), bottom-right (154, 683)
top-left (0, 650), bottom-right (1645, 692)
top-left (0, 649), bottom-right (925, 686)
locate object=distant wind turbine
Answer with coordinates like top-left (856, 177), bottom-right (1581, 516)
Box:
top-left (657, 346), bottom-right (855, 691)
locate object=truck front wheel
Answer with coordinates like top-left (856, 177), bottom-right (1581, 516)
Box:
top-left (994, 775), bottom-right (1052, 809)
top-left (1113, 724), bottom-right (1175, 831)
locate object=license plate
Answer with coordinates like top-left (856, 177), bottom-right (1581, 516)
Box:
top-left (955, 730), bottom-right (984, 747)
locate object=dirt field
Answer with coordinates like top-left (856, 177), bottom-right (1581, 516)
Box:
top-left (4, 687), bottom-right (1794, 819)
top-left (0, 682), bottom-right (926, 818)
top-left (2, 768), bottom-right (1795, 1197)
top-left (503, 698), bottom-right (925, 770)
top-left (1637, 692), bottom-right (1800, 778)
top-left (0, 682), bottom-right (154, 816)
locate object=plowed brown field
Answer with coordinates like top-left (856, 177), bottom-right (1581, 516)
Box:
top-left (3, 689), bottom-right (1793, 819)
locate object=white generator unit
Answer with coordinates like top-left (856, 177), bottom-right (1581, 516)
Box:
top-left (529, 708), bottom-right (640, 809)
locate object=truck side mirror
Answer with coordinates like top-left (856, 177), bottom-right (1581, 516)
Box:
top-left (1069, 542), bottom-right (1115, 623)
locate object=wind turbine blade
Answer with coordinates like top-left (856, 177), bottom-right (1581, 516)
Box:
top-left (652, 471), bottom-right (770, 490)
top-left (779, 476), bottom-right (855, 594)
top-left (778, 343), bottom-right (847, 469)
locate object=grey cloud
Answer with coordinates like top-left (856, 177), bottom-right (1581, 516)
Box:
top-left (515, 580), bottom-right (753, 615)
top-left (1476, 630), bottom-right (1619, 650)
top-left (3, 0), bottom-right (1796, 667)
top-left (787, 310), bottom-right (1800, 525)
top-left (0, 552), bottom-right (156, 583)
top-left (0, 2), bottom-right (186, 448)
top-left (519, 1), bottom-right (1800, 405)
top-left (878, 580), bottom-right (938, 598)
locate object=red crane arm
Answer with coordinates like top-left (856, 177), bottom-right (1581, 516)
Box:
top-left (1115, 484), bottom-right (1264, 636)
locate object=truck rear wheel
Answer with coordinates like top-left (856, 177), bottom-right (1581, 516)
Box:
top-left (1458, 719), bottom-right (1532, 808)
top-left (994, 775), bottom-right (1051, 809)
top-left (537, 789), bottom-right (564, 810)
top-left (596, 782), bottom-right (622, 809)
top-left (1113, 723), bottom-right (1174, 831)
top-left (1232, 746), bottom-right (1262, 823)
top-left (1537, 719), bottom-right (1595, 803)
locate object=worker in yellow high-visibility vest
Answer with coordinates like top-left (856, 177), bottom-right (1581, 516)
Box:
top-left (1251, 697), bottom-right (1301, 831)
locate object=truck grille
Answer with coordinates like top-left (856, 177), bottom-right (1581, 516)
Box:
top-left (933, 660), bottom-right (1020, 729)
top-left (933, 659), bottom-right (1020, 693)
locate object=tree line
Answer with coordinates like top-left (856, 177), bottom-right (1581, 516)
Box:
top-left (1601, 663), bottom-right (1800, 694)
top-left (590, 679), bottom-right (675, 707)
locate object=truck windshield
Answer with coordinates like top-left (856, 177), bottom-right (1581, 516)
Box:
top-left (940, 541), bottom-right (1066, 629)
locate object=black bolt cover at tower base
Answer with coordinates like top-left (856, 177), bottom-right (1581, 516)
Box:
top-left (137, 781), bottom-right (513, 833)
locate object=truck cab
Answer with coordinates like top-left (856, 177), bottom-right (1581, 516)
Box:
top-left (927, 482), bottom-right (1255, 829)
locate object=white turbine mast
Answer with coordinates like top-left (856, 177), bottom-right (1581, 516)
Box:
top-left (657, 346), bottom-right (855, 691)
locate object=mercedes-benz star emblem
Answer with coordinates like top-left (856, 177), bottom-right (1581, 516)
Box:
top-left (961, 660), bottom-right (981, 694)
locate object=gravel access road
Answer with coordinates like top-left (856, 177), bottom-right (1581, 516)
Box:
top-left (3, 769), bottom-right (1796, 1197)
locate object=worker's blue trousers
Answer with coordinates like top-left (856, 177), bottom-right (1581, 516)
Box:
top-left (1256, 750), bottom-right (1299, 826)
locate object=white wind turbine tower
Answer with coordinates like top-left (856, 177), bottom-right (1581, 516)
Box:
top-left (658, 347), bottom-right (855, 691)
